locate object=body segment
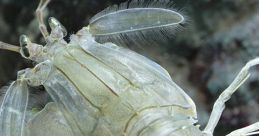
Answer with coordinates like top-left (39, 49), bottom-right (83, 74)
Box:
top-left (44, 30), bottom-right (198, 135)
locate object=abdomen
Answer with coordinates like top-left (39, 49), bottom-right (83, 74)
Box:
top-left (52, 44), bottom-right (197, 135)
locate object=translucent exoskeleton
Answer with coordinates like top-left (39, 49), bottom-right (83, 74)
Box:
top-left (0, 0), bottom-right (259, 136)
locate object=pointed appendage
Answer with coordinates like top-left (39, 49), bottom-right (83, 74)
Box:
top-left (0, 80), bottom-right (29, 136)
top-left (0, 41), bottom-right (20, 53)
top-left (227, 122), bottom-right (259, 136)
top-left (35, 0), bottom-right (51, 40)
top-left (203, 58), bottom-right (259, 136)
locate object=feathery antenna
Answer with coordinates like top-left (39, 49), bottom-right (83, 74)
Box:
top-left (89, 0), bottom-right (186, 47)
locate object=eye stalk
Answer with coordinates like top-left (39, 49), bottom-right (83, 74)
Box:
top-left (48, 17), bottom-right (67, 41)
top-left (19, 35), bottom-right (31, 58)
top-left (0, 35), bottom-right (44, 62)
top-left (18, 35), bottom-right (45, 62)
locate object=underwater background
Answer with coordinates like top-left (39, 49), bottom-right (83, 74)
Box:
top-left (0, 0), bottom-right (258, 135)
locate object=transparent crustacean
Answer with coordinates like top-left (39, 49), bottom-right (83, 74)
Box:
top-left (0, 0), bottom-right (259, 136)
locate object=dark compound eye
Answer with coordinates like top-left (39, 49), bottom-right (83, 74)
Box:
top-left (19, 35), bottom-right (30, 58)
top-left (21, 47), bottom-right (30, 58)
top-left (48, 17), bottom-right (67, 37)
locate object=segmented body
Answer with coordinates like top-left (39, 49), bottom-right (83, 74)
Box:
top-left (0, 0), bottom-right (205, 135)
top-left (4, 1), bottom-right (258, 136)
top-left (22, 28), bottom-right (200, 136)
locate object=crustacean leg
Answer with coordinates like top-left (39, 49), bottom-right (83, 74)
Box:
top-left (203, 58), bottom-right (259, 136)
top-left (227, 122), bottom-right (259, 136)
top-left (36, 0), bottom-right (51, 40)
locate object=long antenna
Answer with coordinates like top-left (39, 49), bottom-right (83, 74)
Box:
top-left (0, 41), bottom-right (20, 53)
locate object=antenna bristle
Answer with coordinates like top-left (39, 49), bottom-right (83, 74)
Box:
top-left (89, 0), bottom-right (186, 48)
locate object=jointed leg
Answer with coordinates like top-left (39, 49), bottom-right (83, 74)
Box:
top-left (227, 122), bottom-right (259, 136)
top-left (36, 0), bottom-right (51, 40)
top-left (202, 58), bottom-right (259, 136)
